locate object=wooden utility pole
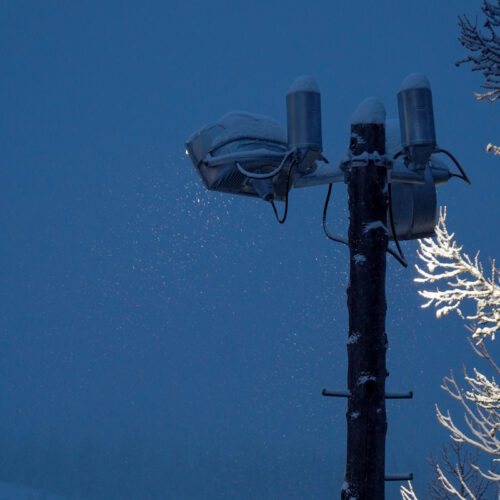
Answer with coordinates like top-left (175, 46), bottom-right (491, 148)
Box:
top-left (342, 99), bottom-right (388, 500)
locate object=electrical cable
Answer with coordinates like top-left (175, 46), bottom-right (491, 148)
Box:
top-left (237, 150), bottom-right (293, 180)
top-left (270, 158), bottom-right (296, 224)
top-left (387, 183), bottom-right (408, 268)
top-left (268, 150), bottom-right (408, 265)
top-left (395, 147), bottom-right (470, 185)
top-left (322, 181), bottom-right (408, 268)
top-left (435, 148), bottom-right (471, 184)
top-left (322, 184), bottom-right (348, 246)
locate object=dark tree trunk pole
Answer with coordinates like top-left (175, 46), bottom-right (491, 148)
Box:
top-left (342, 99), bottom-right (388, 500)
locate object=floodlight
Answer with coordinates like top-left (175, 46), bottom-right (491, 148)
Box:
top-left (185, 76), bottom-right (331, 204)
top-left (396, 73), bottom-right (470, 184)
top-left (389, 168), bottom-right (437, 240)
top-left (386, 73), bottom-right (470, 240)
top-left (286, 76), bottom-right (323, 172)
top-left (389, 154), bottom-right (455, 240)
top-left (185, 74), bottom-right (468, 245)
top-left (185, 111), bottom-right (290, 201)
top-left (386, 118), bottom-right (449, 240)
top-left (397, 73), bottom-right (436, 171)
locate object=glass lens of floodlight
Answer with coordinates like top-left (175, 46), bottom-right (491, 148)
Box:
top-left (389, 166), bottom-right (437, 240)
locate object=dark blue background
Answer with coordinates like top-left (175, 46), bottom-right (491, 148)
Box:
top-left (1, 1), bottom-right (498, 498)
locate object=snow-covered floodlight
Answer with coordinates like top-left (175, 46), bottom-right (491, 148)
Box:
top-left (397, 73), bottom-right (436, 171)
top-left (185, 76), bottom-right (337, 203)
top-left (386, 118), bottom-right (445, 241)
top-left (185, 73), bottom-right (467, 239)
top-left (185, 112), bottom-right (290, 201)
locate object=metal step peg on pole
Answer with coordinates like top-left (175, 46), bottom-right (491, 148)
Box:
top-left (322, 389), bottom-right (413, 399)
top-left (385, 473), bottom-right (414, 482)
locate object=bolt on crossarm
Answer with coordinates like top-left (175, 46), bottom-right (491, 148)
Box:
top-left (342, 98), bottom-right (388, 500)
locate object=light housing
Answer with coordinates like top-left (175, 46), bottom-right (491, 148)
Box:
top-left (185, 76), bottom-right (328, 202)
top-left (185, 74), bottom-right (466, 244)
top-left (286, 76), bottom-right (323, 172)
top-left (397, 73), bottom-right (437, 172)
top-left (185, 111), bottom-right (290, 201)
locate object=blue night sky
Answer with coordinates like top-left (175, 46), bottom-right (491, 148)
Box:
top-left (1, 1), bottom-right (498, 498)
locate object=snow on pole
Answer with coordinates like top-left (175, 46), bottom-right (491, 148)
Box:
top-left (351, 97), bottom-right (386, 125)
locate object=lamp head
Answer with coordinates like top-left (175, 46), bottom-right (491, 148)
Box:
top-left (185, 111), bottom-right (290, 201)
top-left (286, 76), bottom-right (323, 172)
top-left (397, 73), bottom-right (437, 170)
top-left (185, 76), bottom-right (326, 202)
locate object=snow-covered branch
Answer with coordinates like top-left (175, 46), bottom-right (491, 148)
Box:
top-left (404, 7), bottom-right (500, 498)
top-left (415, 208), bottom-right (500, 485)
top-left (401, 481), bottom-right (419, 500)
top-left (405, 208), bottom-right (500, 499)
top-left (456, 1), bottom-right (499, 154)
top-left (402, 365), bottom-right (500, 499)
top-left (436, 370), bottom-right (500, 467)
top-left (434, 463), bottom-right (474, 499)
top-left (415, 208), bottom-right (500, 343)
top-left (486, 143), bottom-right (500, 155)
top-left (456, 0), bottom-right (500, 103)
top-left (427, 442), bottom-right (492, 499)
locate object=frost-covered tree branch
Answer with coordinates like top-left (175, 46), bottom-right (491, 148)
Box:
top-left (486, 142), bottom-right (500, 155)
top-left (401, 481), bottom-right (419, 500)
top-left (401, 352), bottom-right (500, 500)
top-left (456, 1), bottom-right (500, 154)
top-left (456, 0), bottom-right (500, 103)
top-left (467, 337), bottom-right (500, 375)
top-left (403, 209), bottom-right (500, 499)
top-left (416, 209), bottom-right (500, 479)
top-left (401, 360), bottom-right (500, 499)
top-left (415, 208), bottom-right (500, 343)
top-left (403, 7), bottom-right (500, 499)
top-left (427, 442), bottom-right (491, 499)
top-left (435, 461), bottom-right (479, 500)
top-left (436, 368), bottom-right (500, 482)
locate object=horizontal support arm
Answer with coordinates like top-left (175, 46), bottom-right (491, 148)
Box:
top-left (321, 389), bottom-right (349, 397)
top-left (294, 163), bottom-right (345, 188)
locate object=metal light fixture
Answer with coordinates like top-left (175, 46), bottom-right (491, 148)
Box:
top-left (397, 73), bottom-right (437, 173)
top-left (185, 73), bottom-right (469, 245)
top-left (394, 73), bottom-right (470, 184)
top-left (388, 73), bottom-right (470, 240)
top-left (186, 111), bottom-right (289, 201)
top-left (185, 76), bottom-right (333, 204)
top-left (185, 73), bottom-right (471, 494)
